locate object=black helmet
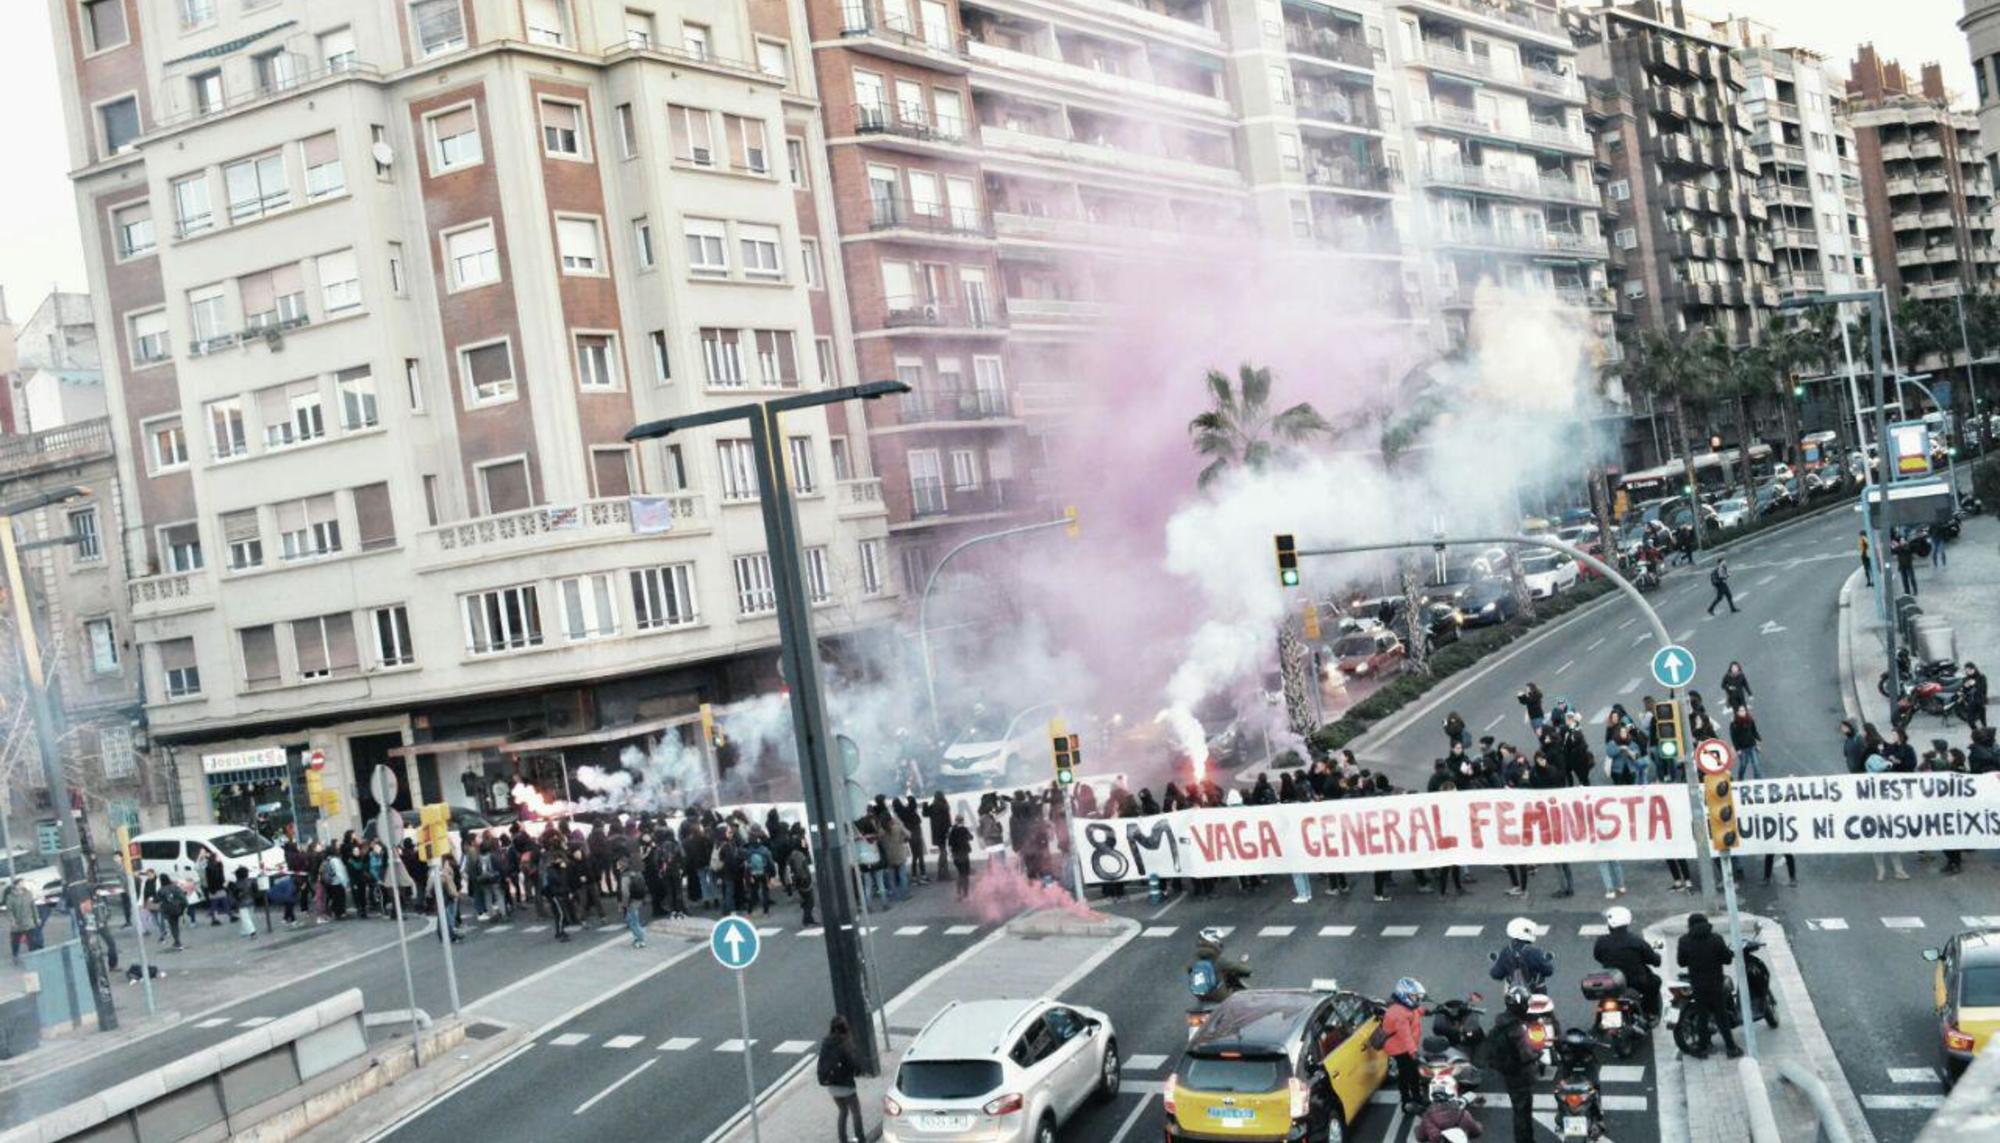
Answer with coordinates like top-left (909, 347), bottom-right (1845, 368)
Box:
top-left (1504, 986), bottom-right (1530, 1016)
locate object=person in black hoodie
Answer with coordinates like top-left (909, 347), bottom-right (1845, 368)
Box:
top-left (1592, 905), bottom-right (1661, 1021)
top-left (1675, 913), bottom-right (1740, 1058)
top-left (818, 1015), bottom-right (864, 1143)
top-left (947, 815), bottom-right (974, 899)
top-left (925, 793), bottom-right (952, 880)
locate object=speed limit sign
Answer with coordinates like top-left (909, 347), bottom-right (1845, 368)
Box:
top-left (1693, 738), bottom-right (1734, 777)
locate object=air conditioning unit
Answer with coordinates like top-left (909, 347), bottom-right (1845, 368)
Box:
top-left (691, 145), bottom-right (712, 164)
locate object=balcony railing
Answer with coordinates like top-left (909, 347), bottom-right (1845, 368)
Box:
top-left (836, 5), bottom-right (967, 59)
top-left (1772, 100), bottom-right (1800, 121)
top-left (1410, 0), bottom-right (1565, 39)
top-left (1293, 88), bottom-right (1380, 130)
top-left (852, 103), bottom-right (969, 143)
top-left (1005, 296), bottom-right (1113, 323)
top-left (910, 478), bottom-right (1023, 520)
top-left (1418, 103), bottom-right (1586, 151)
top-left (867, 196), bottom-right (991, 237)
top-left (1777, 270), bottom-right (1825, 294)
top-left (990, 210), bottom-right (1192, 248)
top-left (837, 477), bottom-right (887, 517)
top-left (128, 570), bottom-right (211, 616)
top-left (0, 416), bottom-right (113, 479)
top-left (882, 298), bottom-right (1005, 330)
top-left (962, 40), bottom-right (1228, 114)
top-left (152, 59), bottom-right (381, 132)
top-left (416, 496), bottom-right (707, 568)
top-left (976, 125), bottom-right (1241, 186)
top-left (1306, 159), bottom-right (1393, 193)
top-left (1421, 160), bottom-right (1596, 204)
top-left (1283, 24), bottom-right (1373, 68)
top-left (900, 388), bottom-right (1014, 422)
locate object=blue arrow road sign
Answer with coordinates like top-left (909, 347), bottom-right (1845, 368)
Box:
top-left (711, 915), bottom-right (761, 971)
top-left (1650, 644), bottom-right (1696, 689)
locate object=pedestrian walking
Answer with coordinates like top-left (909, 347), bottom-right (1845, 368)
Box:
top-left (1859, 530), bottom-right (1874, 586)
top-left (786, 832), bottom-right (817, 927)
top-left (437, 855), bottom-right (463, 943)
top-left (232, 869), bottom-right (258, 938)
top-left (269, 867), bottom-right (299, 927)
top-left (1706, 558), bottom-right (1738, 615)
top-left (1517, 682), bottom-right (1546, 733)
top-left (817, 1016), bottom-right (865, 1143)
top-left (1721, 661), bottom-right (1752, 711)
top-left (200, 851), bottom-right (230, 926)
top-left (1962, 664), bottom-right (1990, 731)
top-left (544, 850), bottom-right (573, 942)
top-left (1893, 531), bottom-right (1920, 596)
top-left (157, 878), bottom-right (188, 951)
top-left (947, 815), bottom-right (974, 900)
top-left (1929, 520), bottom-right (1949, 567)
top-left (6, 879), bottom-right (39, 962)
top-left (1729, 707), bottom-right (1764, 780)
top-left (616, 858), bottom-right (646, 948)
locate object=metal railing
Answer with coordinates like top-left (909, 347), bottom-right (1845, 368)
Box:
top-left (867, 196), bottom-right (990, 236)
top-left (851, 103), bottom-right (967, 142)
top-left (1293, 88), bottom-right (1380, 129)
top-left (881, 298), bottom-right (1004, 330)
top-left (899, 388), bottom-right (1013, 422)
top-left (154, 60), bottom-right (380, 131)
top-left (0, 417), bottom-right (113, 479)
top-left (1283, 24), bottom-right (1373, 68)
top-left (1306, 159), bottom-right (1394, 192)
top-left (837, 5), bottom-right (966, 57)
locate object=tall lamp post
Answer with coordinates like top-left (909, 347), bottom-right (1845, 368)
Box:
top-left (626, 381), bottom-right (905, 1075)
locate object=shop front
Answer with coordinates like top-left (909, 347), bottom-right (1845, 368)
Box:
top-left (200, 745), bottom-right (307, 840)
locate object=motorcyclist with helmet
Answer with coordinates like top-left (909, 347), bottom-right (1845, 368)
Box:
top-left (1383, 977), bottom-right (1429, 1112)
top-left (1593, 905), bottom-right (1662, 1022)
top-left (1489, 917), bottom-right (1555, 991)
top-left (1486, 987), bottom-right (1539, 1143)
top-left (1416, 1087), bottom-right (1483, 1142)
top-left (1186, 926), bottom-right (1250, 1003)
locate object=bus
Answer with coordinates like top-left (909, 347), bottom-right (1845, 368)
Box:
top-left (1617, 445), bottom-right (1774, 506)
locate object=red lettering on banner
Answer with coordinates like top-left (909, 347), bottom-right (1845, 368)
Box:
top-left (1647, 793), bottom-right (1670, 838)
top-left (1257, 820), bottom-right (1281, 861)
top-left (1382, 809), bottom-right (1406, 854)
top-left (1496, 802), bottom-right (1519, 848)
top-left (1432, 806), bottom-right (1459, 850)
top-left (1467, 801), bottom-right (1493, 848)
top-left (1563, 799), bottom-right (1590, 843)
top-left (1300, 818), bottom-right (1323, 858)
top-left (1409, 805), bottom-right (1436, 853)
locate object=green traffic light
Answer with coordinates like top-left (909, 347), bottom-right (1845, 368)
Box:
top-left (1281, 569), bottom-right (1300, 587)
top-left (1660, 742), bottom-right (1678, 759)
top-left (1056, 768), bottom-right (1075, 786)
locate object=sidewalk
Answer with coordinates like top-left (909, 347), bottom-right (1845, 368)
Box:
top-left (1839, 512), bottom-right (2000, 733)
top-left (1649, 911), bottom-right (1873, 1143)
top-left (709, 908), bottom-right (1138, 1143)
top-left (0, 908), bottom-right (430, 1089)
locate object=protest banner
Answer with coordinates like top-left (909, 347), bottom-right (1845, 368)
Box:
top-left (1070, 784), bottom-right (1693, 883)
top-left (1733, 771), bottom-right (2000, 856)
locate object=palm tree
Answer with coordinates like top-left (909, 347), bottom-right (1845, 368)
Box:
top-left (1627, 329), bottom-right (1722, 547)
top-left (1188, 364), bottom-right (1333, 489)
top-left (1719, 337), bottom-right (1772, 525)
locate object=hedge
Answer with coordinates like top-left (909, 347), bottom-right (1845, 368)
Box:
top-left (1974, 454), bottom-right (2000, 510)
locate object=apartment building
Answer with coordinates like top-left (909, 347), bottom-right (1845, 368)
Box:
top-left (1960, 0), bottom-right (2000, 187)
top-left (1573, 1), bottom-right (1774, 348)
top-left (7, 293), bottom-right (109, 434)
top-left (49, 0), bottom-right (898, 836)
top-left (1847, 46), bottom-right (2000, 302)
top-left (1717, 23), bottom-right (1872, 301)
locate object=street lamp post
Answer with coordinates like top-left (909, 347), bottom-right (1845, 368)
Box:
top-left (916, 515), bottom-right (1077, 739)
top-left (627, 381), bottom-right (905, 1076)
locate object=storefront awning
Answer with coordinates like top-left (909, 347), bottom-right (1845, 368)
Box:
top-left (385, 734), bottom-right (515, 759)
top-left (498, 715), bottom-right (691, 754)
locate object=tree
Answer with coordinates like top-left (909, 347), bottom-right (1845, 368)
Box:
top-left (1188, 364), bottom-right (1333, 489)
top-left (1762, 314), bottom-right (1817, 470)
top-left (1719, 336), bottom-right (1772, 525)
top-left (1627, 329), bottom-right (1723, 547)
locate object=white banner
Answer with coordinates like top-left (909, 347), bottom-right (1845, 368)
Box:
top-left (1072, 785), bottom-right (1693, 883)
top-left (1733, 771), bottom-right (2000, 855)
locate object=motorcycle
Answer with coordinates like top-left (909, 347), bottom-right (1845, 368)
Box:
top-left (1552, 1029), bottom-right (1609, 1141)
top-left (1417, 1034), bottom-right (1484, 1100)
top-left (1430, 994), bottom-right (1487, 1052)
top-left (1581, 970), bottom-right (1648, 1060)
top-left (1185, 950), bottom-right (1252, 1043)
top-left (1633, 560), bottom-right (1661, 593)
top-left (1668, 937), bottom-right (1778, 1058)
top-left (1524, 992), bottom-right (1562, 1078)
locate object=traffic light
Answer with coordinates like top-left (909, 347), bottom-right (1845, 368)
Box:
top-left (1050, 717), bottom-right (1078, 786)
top-left (1652, 699), bottom-right (1683, 763)
top-left (1064, 505), bottom-right (1081, 539)
top-left (699, 702), bottom-right (726, 750)
top-left (418, 802), bottom-right (451, 861)
top-left (1793, 383), bottom-right (1806, 399)
top-left (1302, 601), bottom-right (1322, 641)
top-left (1275, 534), bottom-right (1300, 588)
top-left (1703, 768), bottom-right (1739, 852)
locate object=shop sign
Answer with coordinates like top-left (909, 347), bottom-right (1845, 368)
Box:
top-left (201, 746), bottom-right (288, 776)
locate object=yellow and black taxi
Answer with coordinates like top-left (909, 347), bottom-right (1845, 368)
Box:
top-left (1165, 987), bottom-right (1388, 1143)
top-left (1924, 928), bottom-right (2000, 1081)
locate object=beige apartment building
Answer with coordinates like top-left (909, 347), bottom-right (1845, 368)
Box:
top-left (49, 0), bottom-right (898, 836)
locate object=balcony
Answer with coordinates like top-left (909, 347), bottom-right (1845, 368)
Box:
top-left (1881, 141), bottom-right (1913, 162)
top-left (905, 478), bottom-right (1026, 524)
top-left (1765, 183), bottom-right (1811, 208)
top-left (837, 477), bottom-right (888, 519)
top-left (1292, 87), bottom-right (1380, 132)
top-left (1405, 0), bottom-right (1567, 42)
top-left (1434, 224), bottom-right (1606, 258)
top-left (833, 5), bottom-right (969, 71)
top-left (1544, 229), bottom-right (1609, 256)
top-left (991, 210), bottom-right (1187, 250)
top-left (1777, 270), bottom-right (1825, 295)
top-left (1421, 160), bottom-right (1596, 205)
top-left (0, 416), bottom-right (112, 480)
top-left (1917, 175), bottom-right (1950, 194)
top-left (852, 103), bottom-right (970, 149)
top-left (1913, 140), bottom-right (1945, 160)
top-left (866, 196), bottom-right (992, 240)
top-left (1772, 100), bottom-right (1800, 123)
top-left (152, 58), bottom-right (381, 134)
top-left (1306, 157), bottom-right (1394, 194)
top-left (414, 496), bottom-right (707, 572)
top-left (1005, 296), bottom-right (1115, 325)
top-left (900, 388), bottom-right (1015, 424)
top-left (1283, 23), bottom-right (1373, 70)
top-left (1416, 103), bottom-right (1589, 153)
top-left (128, 570), bottom-right (213, 619)
top-left (1761, 142), bottom-right (1806, 167)
top-left (1312, 222), bottom-right (1400, 255)
top-left (1650, 88), bottom-right (1689, 120)
top-left (1773, 227), bottom-right (1818, 250)
top-left (881, 297), bottom-right (1007, 335)
top-left (977, 125), bottom-right (1241, 188)
top-left (963, 40), bottom-right (1229, 117)
top-left (1887, 176), bottom-right (1919, 197)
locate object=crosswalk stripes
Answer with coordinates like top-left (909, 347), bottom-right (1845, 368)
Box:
top-left (239, 1016), bottom-right (273, 1027)
top-left (550, 1033), bottom-right (588, 1047)
top-left (603, 1035), bottom-right (643, 1049)
top-left (1141, 926), bottom-right (1177, 938)
top-left (1258, 925), bottom-right (1295, 938)
top-left (1444, 925), bottom-right (1483, 938)
top-left (1806, 918), bottom-right (1848, 931)
top-left (1319, 925), bottom-right (1355, 936)
top-left (773, 1040), bottom-right (813, 1055)
top-left (523, 924), bottom-right (550, 933)
top-left (1579, 924), bottom-right (1610, 937)
top-left (1887, 1067), bottom-right (1939, 1084)
top-left (945, 924), bottom-right (978, 935)
top-left (895, 925), bottom-right (927, 936)
top-left (1963, 915), bottom-right (2000, 928)
top-left (658, 1038), bottom-right (699, 1051)
top-left (1381, 925), bottom-right (1418, 937)
top-left (195, 1017), bottom-right (232, 1029)
top-left (1124, 1054), bottom-right (1169, 1072)
top-left (715, 1039), bottom-right (755, 1053)
top-left (1883, 917), bottom-right (1926, 929)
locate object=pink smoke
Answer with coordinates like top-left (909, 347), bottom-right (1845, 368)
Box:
top-left (959, 861), bottom-right (1103, 924)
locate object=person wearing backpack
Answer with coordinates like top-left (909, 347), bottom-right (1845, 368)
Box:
top-left (615, 858), bottom-right (646, 949)
top-left (817, 1015), bottom-right (864, 1143)
top-left (1706, 557), bottom-right (1738, 615)
top-left (745, 833), bottom-right (774, 916)
top-left (784, 830), bottom-right (816, 927)
top-left (1487, 987), bottom-right (1539, 1143)
top-left (157, 878), bottom-right (189, 951)
top-left (268, 867), bottom-right (299, 928)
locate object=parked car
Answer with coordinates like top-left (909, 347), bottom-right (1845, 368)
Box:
top-left (129, 825), bottom-right (288, 902)
top-left (1386, 600), bottom-right (1463, 652)
top-left (935, 703), bottom-right (1058, 789)
top-left (363, 805), bottom-right (495, 844)
top-left (1924, 929), bottom-right (2000, 1083)
top-left (1168, 988), bottom-right (1388, 1142)
top-left (883, 997), bottom-right (1119, 1143)
top-left (1458, 580), bottom-right (1521, 627)
top-left (1329, 630), bottom-right (1404, 677)
top-left (1518, 551), bottom-right (1580, 598)
top-left (1711, 498), bottom-right (1750, 530)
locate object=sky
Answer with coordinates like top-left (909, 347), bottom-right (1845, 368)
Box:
top-left (0, 0), bottom-right (1982, 323)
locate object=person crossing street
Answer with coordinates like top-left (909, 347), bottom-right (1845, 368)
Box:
top-left (1707, 558), bottom-right (1739, 615)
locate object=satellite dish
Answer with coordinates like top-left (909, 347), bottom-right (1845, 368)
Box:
top-left (371, 141), bottom-right (395, 168)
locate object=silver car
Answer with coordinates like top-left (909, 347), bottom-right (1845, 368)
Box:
top-left (882, 998), bottom-right (1120, 1143)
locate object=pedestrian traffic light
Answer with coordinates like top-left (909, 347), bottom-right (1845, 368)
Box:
top-left (1275, 533), bottom-right (1300, 588)
top-left (1703, 769), bottom-right (1739, 852)
top-left (1302, 601), bottom-right (1321, 641)
top-left (1652, 699), bottom-right (1683, 762)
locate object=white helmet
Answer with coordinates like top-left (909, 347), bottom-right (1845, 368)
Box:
top-left (1506, 917), bottom-right (1538, 942)
top-left (1604, 905), bottom-right (1632, 929)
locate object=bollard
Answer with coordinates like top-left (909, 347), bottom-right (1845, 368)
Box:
top-left (1148, 874), bottom-right (1163, 905)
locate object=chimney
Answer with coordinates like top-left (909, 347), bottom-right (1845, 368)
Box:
top-left (1921, 62), bottom-right (1946, 102)
top-left (1851, 44), bottom-right (1884, 104)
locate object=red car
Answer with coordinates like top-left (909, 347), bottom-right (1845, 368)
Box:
top-left (1331, 631), bottom-right (1405, 677)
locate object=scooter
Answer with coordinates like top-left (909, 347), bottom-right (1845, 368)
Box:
top-left (1524, 992), bottom-right (1562, 1078)
top-left (1668, 938), bottom-right (1778, 1057)
top-left (1881, 649), bottom-right (1961, 696)
top-left (1633, 561), bottom-right (1661, 593)
top-left (1430, 994), bottom-right (1487, 1052)
top-left (1552, 1029), bottom-right (1609, 1140)
top-left (1185, 952), bottom-right (1252, 1043)
top-left (1581, 969), bottom-right (1649, 1059)
top-left (1417, 1034), bottom-right (1484, 1100)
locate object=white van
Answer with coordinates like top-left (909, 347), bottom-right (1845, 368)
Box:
top-left (130, 825), bottom-right (288, 901)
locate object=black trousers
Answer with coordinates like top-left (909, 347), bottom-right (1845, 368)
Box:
top-left (1394, 1053), bottom-right (1422, 1108)
top-left (1707, 583), bottom-right (1737, 614)
top-left (1691, 986), bottom-right (1739, 1052)
top-left (1506, 1079), bottom-right (1536, 1143)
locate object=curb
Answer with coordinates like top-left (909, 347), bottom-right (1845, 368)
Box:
top-left (1004, 907), bottom-right (1127, 939)
top-left (1836, 568), bottom-right (1867, 728)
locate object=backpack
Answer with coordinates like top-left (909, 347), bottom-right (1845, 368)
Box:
top-left (1710, 567), bottom-right (1724, 588)
top-left (158, 882), bottom-right (187, 917)
top-left (748, 848), bottom-right (768, 877)
top-left (817, 1040), bottom-right (853, 1087)
top-left (1188, 957), bottom-right (1219, 998)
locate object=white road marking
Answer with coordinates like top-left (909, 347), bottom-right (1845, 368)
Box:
top-left (1806, 919), bottom-right (1849, 931)
top-left (1259, 925), bottom-right (1296, 938)
top-left (774, 1040), bottom-right (814, 1055)
top-left (1445, 925), bottom-right (1483, 938)
top-left (945, 924), bottom-right (979, 935)
top-left (603, 1035), bottom-right (643, 1049)
top-left (1588, 707), bottom-right (1610, 725)
top-left (573, 1059), bottom-right (655, 1116)
top-left (1141, 926), bottom-right (1178, 938)
top-left (195, 1017), bottom-right (232, 1028)
top-left (756, 927), bottom-right (781, 937)
top-left (1883, 917), bottom-right (1926, 929)
top-left (1673, 629), bottom-right (1694, 642)
top-left (1888, 1067), bottom-right (1940, 1084)
top-left (1587, 638), bottom-right (1606, 651)
top-left (1619, 678), bottom-right (1642, 694)
top-left (895, 925), bottom-right (927, 936)
top-left (549, 1033), bottom-right (588, 1046)
top-left (1125, 1054), bottom-right (1169, 1072)
top-left (1755, 574), bottom-right (1776, 586)
top-left (1617, 617), bottom-right (1636, 630)
top-left (1382, 925), bottom-right (1419, 937)
top-left (1629, 633), bottom-right (1649, 647)
top-left (715, 1039), bottom-right (756, 1052)
top-left (1369, 1091), bottom-right (1648, 1112)
top-left (1107, 1092), bottom-right (1157, 1143)
top-left (1556, 659), bottom-right (1575, 674)
top-left (1146, 895), bottom-right (1184, 922)
top-left (1579, 924), bottom-right (1610, 937)
top-left (798, 927), bottom-right (824, 937)
top-left (1599, 1065), bottom-right (1647, 1083)
top-left (1484, 714), bottom-right (1506, 731)
top-left (658, 1037), bottom-right (699, 1051)
top-left (1861, 1093), bottom-right (1946, 1110)
top-left (1962, 915), bottom-right (2000, 928)
top-left (1210, 926), bottom-right (1234, 938)
top-left (238, 1017), bottom-right (273, 1028)
top-left (597, 925), bottom-right (625, 934)
top-left (488, 924), bottom-right (514, 933)
top-left (1320, 925), bottom-right (1356, 937)
top-left (522, 925), bottom-right (549, 933)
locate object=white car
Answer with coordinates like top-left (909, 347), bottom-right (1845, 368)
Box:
top-left (129, 825), bottom-right (288, 902)
top-left (936, 704), bottom-right (1057, 788)
top-left (883, 998), bottom-right (1120, 1143)
top-left (1519, 552), bottom-right (1580, 598)
top-left (1712, 497), bottom-right (1750, 530)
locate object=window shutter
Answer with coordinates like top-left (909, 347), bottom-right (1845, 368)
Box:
top-left (293, 620), bottom-right (329, 675)
top-left (275, 499), bottom-right (307, 534)
top-left (482, 461), bottom-right (530, 513)
top-left (241, 626), bottom-right (280, 683)
top-left (239, 270), bottom-right (276, 314)
top-left (221, 509), bottom-right (260, 543)
top-left (324, 613), bottom-right (359, 671)
top-left (466, 343), bottom-right (511, 389)
top-left (434, 107), bottom-right (474, 139)
top-left (353, 482), bottom-right (395, 549)
top-left (158, 638), bottom-right (196, 671)
top-left (593, 450), bottom-right (633, 497)
top-left (306, 494), bottom-right (338, 525)
top-left (302, 132), bottom-right (339, 166)
top-left (270, 262), bottom-right (304, 299)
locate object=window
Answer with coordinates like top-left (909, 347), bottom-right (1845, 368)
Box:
top-left (919, 0), bottom-right (951, 48)
top-left (100, 97), bottom-right (139, 157)
top-left (1288, 199), bottom-right (1310, 239)
top-left (682, 22), bottom-right (709, 59)
top-left (649, 330), bottom-right (671, 383)
top-left (100, 725), bottom-right (135, 779)
top-left (908, 170), bottom-right (941, 218)
top-left (630, 217), bottom-right (655, 269)
top-left (240, 625), bottom-right (280, 685)
top-left (787, 435), bottom-right (818, 494)
top-left (130, 310), bottom-right (169, 365)
top-left (388, 242), bottom-right (406, 295)
top-left (830, 437), bottom-right (851, 480)
top-left (253, 49), bottom-right (298, 95)
top-left (404, 358), bottom-right (425, 411)
top-left (540, 100), bottom-right (584, 158)
top-left (148, 418), bottom-right (188, 472)
top-left (1277, 132), bottom-right (1300, 171)
top-left (177, 0), bottom-right (213, 29)
top-left (616, 103), bottom-right (637, 158)
top-left (854, 72), bottom-right (886, 124)
top-left (320, 27), bottom-right (357, 71)
top-left (187, 284), bottom-right (229, 345)
top-left (84, 0), bottom-right (128, 52)
top-left (460, 340), bottom-right (516, 402)
top-left (207, 398), bottom-right (247, 460)
top-left (754, 329), bottom-right (798, 387)
top-left (446, 222), bottom-right (499, 289)
top-left (701, 328), bottom-right (744, 385)
top-left (317, 249), bottom-right (361, 313)
top-left (478, 458), bottom-right (532, 513)
top-left (973, 355), bottom-right (1006, 408)
top-left (732, 554), bottom-right (776, 616)
top-left (896, 80), bottom-right (926, 127)
top-left (303, 133), bottom-right (345, 200)
top-left (463, 585), bottom-right (543, 654)
top-left (758, 40), bottom-right (790, 82)
top-left (717, 439), bottom-right (759, 499)
top-left (69, 507), bottom-right (102, 561)
top-left (160, 523), bottom-right (203, 572)
top-left (86, 619), bottom-right (119, 673)
top-left (225, 152), bottom-right (290, 223)
top-left (556, 216), bottom-right (603, 273)
top-left (372, 606), bottom-right (414, 667)
top-left (172, 175), bottom-right (212, 236)
top-left (662, 443), bottom-right (689, 491)
top-left (412, 0), bottom-right (466, 56)
top-left (945, 176), bottom-right (977, 229)
top-left (428, 106), bottom-right (481, 171)
top-left (804, 547), bottom-right (831, 604)
top-left (276, 495), bottom-right (341, 561)
top-left (558, 574), bottom-right (618, 640)
top-left (909, 448), bottom-right (944, 514)
top-left (337, 366), bottom-right (379, 429)
top-left (724, 114), bottom-right (769, 173)
top-left (685, 218), bottom-right (728, 274)
top-left (113, 202), bottom-right (154, 259)
top-left (423, 475), bottom-right (440, 524)
top-left (221, 509), bottom-right (262, 569)
top-left (524, 0), bottom-right (569, 45)
top-left (816, 337), bottom-right (836, 387)
top-left (354, 482), bottom-right (396, 551)
top-left (1614, 227), bottom-right (1638, 249)
top-left (1609, 178), bottom-right (1631, 201)
top-left (293, 613), bottom-right (360, 680)
top-left (740, 224), bottom-right (782, 278)
top-left (159, 639), bottom-right (201, 698)
top-left (670, 105), bottom-right (714, 165)
top-left (624, 8), bottom-right (654, 47)
top-left (590, 447), bottom-right (635, 496)
top-left (191, 70), bottom-right (223, 116)
top-left (787, 138), bottom-right (807, 188)
top-left (949, 448), bottom-right (980, 490)
top-left (575, 332), bottom-right (620, 389)
top-left (630, 564), bottom-right (698, 629)
top-left (801, 238), bottom-right (821, 288)
top-left (1270, 65), bottom-right (1290, 105)
top-left (258, 380), bottom-right (324, 448)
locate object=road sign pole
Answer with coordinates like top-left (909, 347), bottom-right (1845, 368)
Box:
top-left (734, 970), bottom-right (764, 1143)
top-left (1719, 852), bottom-right (1757, 1058)
top-left (1679, 690), bottom-right (1714, 901)
top-left (430, 856), bottom-right (461, 1016)
top-left (385, 857), bottom-right (424, 1065)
